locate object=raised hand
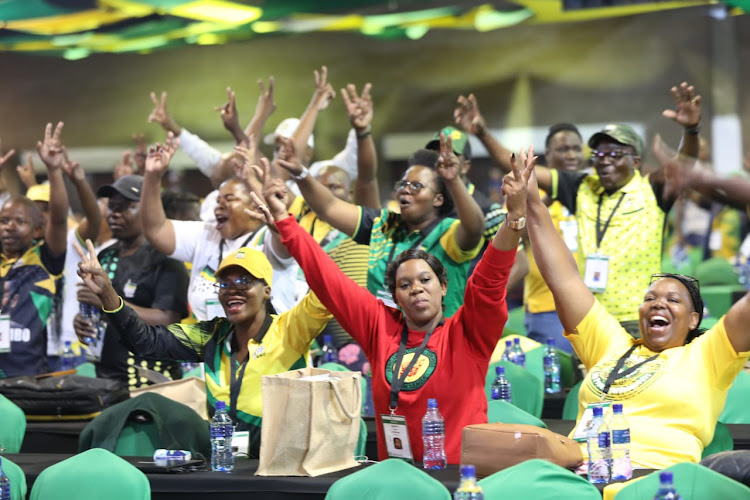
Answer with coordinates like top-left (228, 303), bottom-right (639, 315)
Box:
top-left (62, 148), bottom-right (85, 182)
top-left (662, 82), bottom-right (701, 129)
top-left (246, 175), bottom-right (289, 226)
top-left (113, 150), bottom-right (134, 180)
top-left (436, 131), bottom-right (460, 182)
top-left (73, 239), bottom-right (113, 297)
top-left (274, 136), bottom-right (304, 177)
top-left (216, 86), bottom-right (241, 133)
top-left (36, 122), bottom-right (66, 170)
top-left (0, 138), bottom-right (15, 168)
top-left (504, 146), bottom-right (536, 214)
top-left (132, 133), bottom-right (148, 173)
top-left (144, 132), bottom-right (180, 177)
top-left (312, 66), bottom-right (336, 111)
top-left (454, 94), bottom-right (487, 136)
top-left (341, 83), bottom-right (373, 132)
top-left (254, 77), bottom-right (276, 121)
top-left (652, 134), bottom-right (698, 200)
top-left (16, 152), bottom-right (37, 188)
top-left (147, 91), bottom-right (181, 134)
top-left (233, 137), bottom-right (263, 194)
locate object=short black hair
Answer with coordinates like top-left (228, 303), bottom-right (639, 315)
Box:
top-left (161, 189), bottom-right (201, 221)
top-left (407, 149), bottom-right (454, 216)
top-left (385, 248), bottom-right (448, 306)
top-left (650, 273), bottom-right (705, 344)
top-left (545, 123), bottom-right (582, 148)
top-left (5, 195), bottom-right (43, 229)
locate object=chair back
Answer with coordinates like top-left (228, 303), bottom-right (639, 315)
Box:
top-left (719, 371), bottom-right (750, 424)
top-left (0, 394), bottom-right (26, 454)
top-left (503, 307), bottom-right (527, 336)
top-left (702, 421), bottom-right (733, 459)
top-left (478, 458), bottom-right (600, 499)
top-left (562, 381), bottom-right (582, 420)
top-left (613, 462), bottom-right (750, 499)
top-left (525, 345), bottom-right (575, 389)
top-left (29, 448), bottom-right (150, 500)
top-left (487, 399), bottom-right (547, 428)
top-left (485, 361), bottom-right (544, 418)
top-left (325, 458), bottom-right (451, 500)
top-left (1, 456), bottom-right (27, 500)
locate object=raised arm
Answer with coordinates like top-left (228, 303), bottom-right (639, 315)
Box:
top-left (341, 83), bottom-right (379, 207)
top-left (244, 77), bottom-right (276, 148)
top-left (454, 93), bottom-right (553, 192)
top-left (292, 66), bottom-right (336, 163)
top-left (276, 137), bottom-right (360, 237)
top-left (147, 91), bottom-right (182, 136)
top-left (526, 155), bottom-right (594, 332)
top-left (36, 122), bottom-right (69, 257)
top-left (62, 150), bottom-right (101, 243)
top-left (16, 153), bottom-right (37, 189)
top-left (437, 132), bottom-right (484, 251)
top-left (216, 87), bottom-right (249, 146)
top-left (662, 81), bottom-right (702, 159)
top-left (141, 133), bottom-right (179, 255)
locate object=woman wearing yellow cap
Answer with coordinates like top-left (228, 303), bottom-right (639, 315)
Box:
top-left (74, 240), bottom-right (331, 457)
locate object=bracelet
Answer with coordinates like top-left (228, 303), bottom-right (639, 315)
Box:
top-left (101, 296), bottom-right (124, 314)
top-left (356, 126), bottom-right (372, 139)
top-left (292, 167), bottom-right (309, 181)
top-left (685, 124), bottom-right (701, 135)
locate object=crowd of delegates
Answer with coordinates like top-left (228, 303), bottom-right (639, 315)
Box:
top-left (2, 69), bottom-right (750, 471)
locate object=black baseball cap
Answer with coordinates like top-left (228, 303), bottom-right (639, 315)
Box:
top-left (97, 175), bottom-right (143, 201)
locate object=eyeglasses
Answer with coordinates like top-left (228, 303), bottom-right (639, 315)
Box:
top-left (213, 276), bottom-right (260, 292)
top-left (394, 180), bottom-right (436, 194)
top-left (591, 150), bottom-right (634, 161)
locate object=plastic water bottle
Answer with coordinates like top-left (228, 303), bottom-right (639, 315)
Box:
top-left (317, 334), bottom-right (338, 366)
top-left (422, 398), bottom-right (446, 470)
top-left (490, 366), bottom-right (512, 403)
top-left (0, 457), bottom-right (10, 500)
top-left (543, 338), bottom-right (562, 394)
top-left (610, 403), bottom-right (632, 481)
top-left (653, 471), bottom-right (682, 500)
top-left (210, 401), bottom-right (234, 472)
top-left (79, 302), bottom-right (103, 346)
top-left (61, 340), bottom-right (76, 371)
top-left (512, 338), bottom-right (525, 368)
top-left (454, 464), bottom-right (484, 499)
top-left (587, 406), bottom-right (611, 484)
top-left (500, 340), bottom-right (514, 363)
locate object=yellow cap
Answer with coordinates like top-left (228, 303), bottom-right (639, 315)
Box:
top-left (215, 247), bottom-right (273, 287)
top-left (26, 184), bottom-right (50, 203)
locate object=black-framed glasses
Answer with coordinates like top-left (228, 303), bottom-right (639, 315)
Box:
top-left (394, 180), bottom-right (436, 194)
top-left (213, 276), bottom-right (260, 292)
top-left (591, 150), bottom-right (634, 161)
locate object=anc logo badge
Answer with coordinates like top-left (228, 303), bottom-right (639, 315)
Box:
top-left (384, 348), bottom-right (437, 391)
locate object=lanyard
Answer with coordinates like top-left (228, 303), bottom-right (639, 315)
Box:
top-left (227, 312), bottom-right (273, 422)
top-left (218, 229), bottom-right (260, 266)
top-left (602, 344), bottom-right (660, 396)
top-left (388, 320), bottom-right (443, 410)
top-left (596, 192), bottom-right (626, 248)
top-left (385, 217), bottom-right (443, 268)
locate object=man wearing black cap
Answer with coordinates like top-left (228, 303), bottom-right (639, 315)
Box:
top-left (75, 174), bottom-right (189, 387)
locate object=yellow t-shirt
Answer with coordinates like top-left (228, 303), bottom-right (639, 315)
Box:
top-left (567, 300), bottom-right (750, 469)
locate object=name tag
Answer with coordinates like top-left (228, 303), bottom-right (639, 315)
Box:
top-left (0, 315), bottom-right (10, 353)
top-left (232, 430), bottom-right (249, 456)
top-left (583, 254), bottom-right (610, 294)
top-left (381, 414), bottom-right (414, 463)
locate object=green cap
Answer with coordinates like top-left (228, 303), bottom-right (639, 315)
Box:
top-left (425, 126), bottom-right (471, 159)
top-left (588, 124), bottom-right (644, 157)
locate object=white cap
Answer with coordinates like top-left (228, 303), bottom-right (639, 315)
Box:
top-left (263, 117), bottom-right (314, 149)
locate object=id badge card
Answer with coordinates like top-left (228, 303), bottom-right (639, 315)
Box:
top-left (205, 299), bottom-right (225, 320)
top-left (381, 414), bottom-right (414, 463)
top-left (559, 219), bottom-right (578, 252)
top-left (231, 430), bottom-right (249, 456)
top-left (583, 254), bottom-right (610, 293)
top-left (573, 402), bottom-right (612, 442)
top-left (708, 230), bottom-right (722, 252)
top-left (0, 314), bottom-right (10, 353)
top-left (376, 289), bottom-right (398, 310)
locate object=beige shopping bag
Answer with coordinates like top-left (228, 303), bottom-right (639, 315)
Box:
top-left (130, 376), bottom-right (208, 420)
top-left (256, 367), bottom-right (362, 477)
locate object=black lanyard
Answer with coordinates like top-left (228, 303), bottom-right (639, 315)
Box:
top-left (389, 320), bottom-right (443, 410)
top-left (218, 229), bottom-right (260, 266)
top-left (602, 344), bottom-right (660, 396)
top-left (385, 217), bottom-right (443, 268)
top-left (596, 192), bottom-right (626, 248)
top-left (227, 312), bottom-right (273, 422)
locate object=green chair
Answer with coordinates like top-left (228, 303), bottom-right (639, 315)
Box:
top-left (613, 462), bottom-right (750, 499)
top-left (487, 399), bottom-right (547, 428)
top-left (695, 258), bottom-right (740, 286)
top-left (325, 458), bottom-right (451, 500)
top-left (702, 421), bottom-right (733, 459)
top-left (485, 361), bottom-right (544, 418)
top-left (562, 381), bottom-right (582, 420)
top-left (503, 307), bottom-right (527, 336)
top-left (356, 418), bottom-right (367, 458)
top-left (478, 458), bottom-right (600, 499)
top-left (30, 448), bottom-right (150, 500)
top-left (525, 345), bottom-right (575, 389)
top-left (0, 394), bottom-right (26, 454)
top-left (1, 456), bottom-right (27, 500)
top-left (75, 362), bottom-right (97, 378)
top-left (719, 371), bottom-right (750, 424)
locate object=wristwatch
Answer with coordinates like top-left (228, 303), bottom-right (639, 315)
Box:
top-left (506, 216), bottom-right (526, 230)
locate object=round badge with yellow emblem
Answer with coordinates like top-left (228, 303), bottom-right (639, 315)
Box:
top-left (385, 348), bottom-right (437, 391)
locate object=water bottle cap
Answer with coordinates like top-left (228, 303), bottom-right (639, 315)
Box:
top-left (427, 398), bottom-right (438, 408)
top-left (592, 406), bottom-right (603, 417)
top-left (323, 334), bottom-right (332, 343)
top-left (513, 337), bottom-right (520, 345)
top-left (612, 403), bottom-right (623, 414)
top-left (460, 464), bottom-right (476, 477)
top-left (216, 401), bottom-right (226, 411)
top-left (547, 337), bottom-right (555, 346)
top-left (659, 471), bottom-right (673, 483)
top-left (505, 340), bottom-right (512, 346)
top-left (496, 365), bottom-right (504, 375)
top-left (64, 340), bottom-right (72, 347)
